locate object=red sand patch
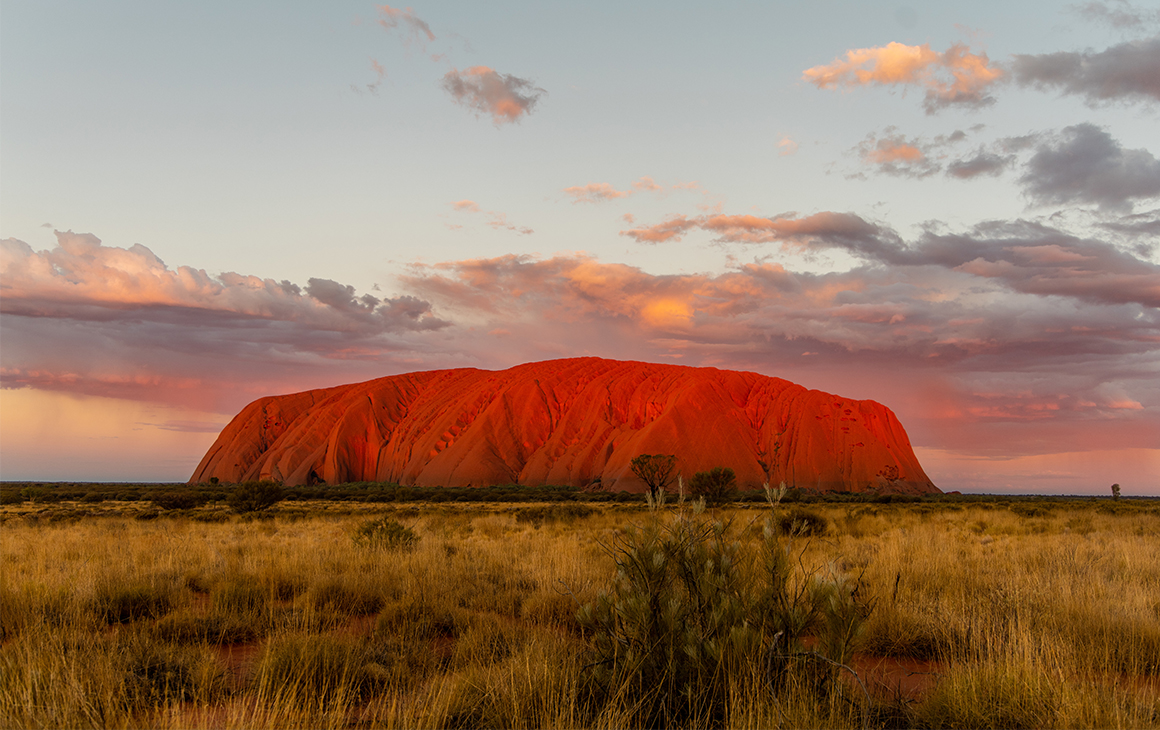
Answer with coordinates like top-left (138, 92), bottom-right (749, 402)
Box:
top-left (214, 641), bottom-right (262, 686)
top-left (851, 654), bottom-right (943, 701)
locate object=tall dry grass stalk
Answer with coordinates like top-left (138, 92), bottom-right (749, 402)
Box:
top-left (1, 499), bottom-right (1157, 728)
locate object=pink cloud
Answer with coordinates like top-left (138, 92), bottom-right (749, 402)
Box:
top-left (632, 176), bottom-right (662, 192)
top-left (620, 215), bottom-right (698, 243)
top-left (562, 182), bottom-right (632, 204)
top-left (864, 140), bottom-right (923, 164)
top-left (441, 66), bottom-right (545, 124)
top-left (3, 222), bottom-right (1157, 483)
top-left (352, 58), bottom-right (388, 95)
top-left (0, 232), bottom-right (449, 412)
top-left (376, 5), bottom-right (436, 43)
top-left (621, 210), bottom-right (886, 246)
top-left (397, 249), bottom-right (1159, 468)
top-left (778, 137), bottom-right (799, 156)
top-left (449, 201), bottom-right (533, 234)
top-left (804, 41), bottom-right (1003, 112)
top-left (561, 177), bottom-right (666, 204)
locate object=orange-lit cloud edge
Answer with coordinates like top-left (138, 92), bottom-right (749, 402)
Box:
top-left (2, 218), bottom-right (1157, 493)
top-left (4, 31), bottom-right (1160, 492)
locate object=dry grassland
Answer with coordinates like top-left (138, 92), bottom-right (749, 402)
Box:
top-left (1, 497), bottom-right (1158, 728)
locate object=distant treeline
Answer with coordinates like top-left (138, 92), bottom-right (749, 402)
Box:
top-left (0, 481), bottom-right (1146, 507)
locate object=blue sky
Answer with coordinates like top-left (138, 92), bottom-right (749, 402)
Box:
top-left (2, 1), bottom-right (1158, 492)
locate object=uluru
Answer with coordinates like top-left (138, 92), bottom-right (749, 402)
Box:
top-left (190, 357), bottom-right (938, 494)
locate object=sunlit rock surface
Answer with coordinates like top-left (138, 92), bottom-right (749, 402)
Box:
top-left (190, 358), bottom-right (938, 494)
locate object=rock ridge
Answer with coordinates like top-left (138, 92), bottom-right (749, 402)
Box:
top-left (190, 357), bottom-right (938, 494)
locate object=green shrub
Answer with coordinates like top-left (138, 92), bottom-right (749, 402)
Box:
top-left (513, 504), bottom-right (596, 526)
top-left (255, 634), bottom-right (378, 703)
top-left (151, 491), bottom-right (211, 510)
top-left (352, 517), bottom-right (419, 551)
top-left (688, 467), bottom-right (738, 503)
top-left (119, 635), bottom-right (230, 707)
top-left (20, 487), bottom-right (47, 503)
top-left (577, 506), bottom-right (871, 727)
top-left (777, 508), bottom-right (829, 536)
top-left (376, 598), bottom-right (460, 644)
top-left (308, 577), bottom-right (384, 617)
top-left (227, 480), bottom-right (285, 513)
top-left (93, 580), bottom-right (177, 624)
top-left (211, 577), bottom-right (267, 615)
top-left (915, 662), bottom-right (1060, 729)
top-left (154, 610), bottom-right (262, 645)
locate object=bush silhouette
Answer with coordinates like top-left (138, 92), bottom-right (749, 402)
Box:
top-left (689, 466), bottom-right (737, 503)
top-left (151, 491), bottom-right (210, 510)
top-left (227, 481), bottom-right (285, 513)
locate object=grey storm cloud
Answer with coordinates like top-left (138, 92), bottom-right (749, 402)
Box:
top-left (621, 209), bottom-right (1160, 309)
top-left (1011, 36), bottom-right (1160, 105)
top-left (850, 123), bottom-right (1160, 212)
top-left (946, 150), bottom-right (1012, 179)
top-left (1020, 123), bottom-right (1160, 211)
top-left (306, 278), bottom-right (380, 312)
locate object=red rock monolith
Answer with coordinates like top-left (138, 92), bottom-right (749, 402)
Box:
top-left (190, 357), bottom-right (938, 494)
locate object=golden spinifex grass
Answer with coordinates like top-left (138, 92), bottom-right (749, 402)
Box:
top-left (1, 498), bottom-right (1158, 728)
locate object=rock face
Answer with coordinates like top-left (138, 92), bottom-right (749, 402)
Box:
top-left (190, 357), bottom-right (938, 494)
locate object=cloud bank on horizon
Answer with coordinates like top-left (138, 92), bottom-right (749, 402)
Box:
top-left (1, 1), bottom-right (1157, 491)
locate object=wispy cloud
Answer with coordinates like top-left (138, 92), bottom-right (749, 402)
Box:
top-left (352, 58), bottom-right (388, 95)
top-left (778, 137), bottom-right (800, 156)
top-left (621, 211), bottom-right (891, 247)
top-left (1073, 1), bottom-right (1160, 31)
top-left (449, 200), bottom-right (533, 234)
top-left (562, 182), bottom-right (633, 204)
top-left (803, 41), bottom-right (1004, 113)
top-left (442, 66), bottom-right (545, 124)
top-left (855, 128), bottom-right (947, 178)
top-left (375, 5), bottom-right (436, 44)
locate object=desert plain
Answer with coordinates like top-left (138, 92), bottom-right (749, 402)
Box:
top-left (1, 484), bottom-right (1157, 729)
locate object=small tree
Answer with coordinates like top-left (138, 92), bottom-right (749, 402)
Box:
top-left (688, 466), bottom-right (737, 504)
top-left (228, 480), bottom-right (285, 513)
top-left (629, 454), bottom-right (677, 499)
top-left (1111, 483), bottom-right (1121, 500)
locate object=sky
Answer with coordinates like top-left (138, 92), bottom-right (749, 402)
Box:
top-left (2, 1), bottom-right (1158, 494)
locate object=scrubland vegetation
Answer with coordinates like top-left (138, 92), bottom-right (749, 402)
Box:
top-left (1, 487), bottom-right (1157, 728)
